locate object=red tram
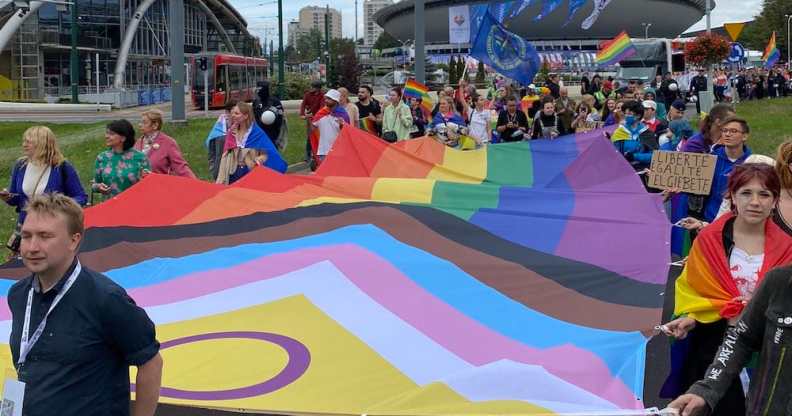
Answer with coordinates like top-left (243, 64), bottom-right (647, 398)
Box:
top-left (191, 53), bottom-right (268, 109)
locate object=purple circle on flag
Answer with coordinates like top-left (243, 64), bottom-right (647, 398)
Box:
top-left (135, 331), bottom-right (311, 401)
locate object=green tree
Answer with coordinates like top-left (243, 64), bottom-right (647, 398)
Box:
top-left (295, 28), bottom-right (323, 62)
top-left (373, 31), bottom-right (400, 50)
top-left (475, 60), bottom-right (486, 86)
top-left (741, 0), bottom-right (791, 63)
top-left (328, 38), bottom-right (360, 88)
top-left (285, 45), bottom-right (299, 63)
top-left (335, 49), bottom-right (362, 91)
top-left (269, 72), bottom-right (312, 100)
top-left (449, 55), bottom-right (458, 85)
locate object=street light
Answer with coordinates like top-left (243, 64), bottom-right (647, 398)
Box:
top-left (399, 39), bottom-right (413, 69)
top-left (785, 14), bottom-right (791, 69)
top-left (641, 22), bottom-right (652, 39)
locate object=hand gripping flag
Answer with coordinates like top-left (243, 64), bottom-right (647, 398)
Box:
top-left (470, 10), bottom-right (541, 86)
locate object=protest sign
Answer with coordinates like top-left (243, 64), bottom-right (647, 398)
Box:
top-left (647, 151), bottom-right (717, 195)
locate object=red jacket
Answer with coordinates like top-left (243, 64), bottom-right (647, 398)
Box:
top-left (300, 89), bottom-right (325, 117)
top-left (134, 132), bottom-right (196, 178)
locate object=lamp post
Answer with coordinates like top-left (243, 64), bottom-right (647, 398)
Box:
top-left (414, 0), bottom-right (425, 83)
top-left (399, 39), bottom-right (412, 70)
top-left (324, 5), bottom-right (331, 83)
top-left (785, 14), bottom-right (791, 69)
top-left (700, 0), bottom-right (714, 114)
top-left (70, 1), bottom-right (79, 103)
top-left (277, 0), bottom-right (285, 98)
top-left (641, 22), bottom-right (652, 39)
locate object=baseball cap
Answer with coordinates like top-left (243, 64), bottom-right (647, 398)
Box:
top-left (642, 100), bottom-right (657, 110)
top-left (324, 89), bottom-right (341, 102)
top-left (671, 99), bottom-right (686, 112)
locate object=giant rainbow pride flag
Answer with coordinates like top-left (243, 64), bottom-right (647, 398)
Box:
top-left (0, 127), bottom-right (671, 414)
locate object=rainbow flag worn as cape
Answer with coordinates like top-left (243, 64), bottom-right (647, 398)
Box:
top-left (674, 213), bottom-right (792, 323)
top-left (403, 79), bottom-right (434, 117)
top-left (763, 31), bottom-right (781, 69)
top-left (310, 105), bottom-right (351, 165)
top-left (204, 114), bottom-right (227, 148)
top-left (596, 31), bottom-right (637, 66)
top-left (223, 123), bottom-right (287, 173)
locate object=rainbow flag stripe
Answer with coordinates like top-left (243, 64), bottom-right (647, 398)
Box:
top-left (596, 31), bottom-right (637, 66)
top-left (403, 78), bottom-right (434, 116)
top-left (763, 31), bottom-right (780, 69)
top-left (0, 127), bottom-right (673, 414)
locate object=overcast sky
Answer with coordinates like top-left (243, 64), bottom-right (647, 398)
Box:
top-left (228, 0), bottom-right (763, 45)
top-left (685, 0), bottom-right (762, 32)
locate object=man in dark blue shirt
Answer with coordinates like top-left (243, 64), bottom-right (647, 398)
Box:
top-left (7, 193), bottom-right (162, 416)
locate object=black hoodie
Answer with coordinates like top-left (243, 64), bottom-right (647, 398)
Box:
top-left (253, 82), bottom-right (284, 145)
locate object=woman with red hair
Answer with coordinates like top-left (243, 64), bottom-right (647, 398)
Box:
top-left (660, 163), bottom-right (792, 415)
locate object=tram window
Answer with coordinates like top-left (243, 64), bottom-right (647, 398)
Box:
top-left (229, 67), bottom-right (239, 90)
top-left (216, 65), bottom-right (227, 92)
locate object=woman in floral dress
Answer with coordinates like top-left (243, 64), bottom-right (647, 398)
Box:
top-left (92, 119), bottom-right (151, 197)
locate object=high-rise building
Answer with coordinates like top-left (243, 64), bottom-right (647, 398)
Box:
top-left (287, 21), bottom-right (307, 49)
top-left (363, 0), bottom-right (393, 46)
top-left (297, 6), bottom-right (343, 41)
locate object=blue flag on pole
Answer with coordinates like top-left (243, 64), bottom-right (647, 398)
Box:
top-left (470, 10), bottom-right (541, 85)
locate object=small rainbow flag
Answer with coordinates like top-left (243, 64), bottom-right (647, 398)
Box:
top-left (359, 117), bottom-right (378, 134)
top-left (403, 79), bottom-right (434, 116)
top-left (596, 31), bottom-right (637, 66)
top-left (763, 31), bottom-right (781, 69)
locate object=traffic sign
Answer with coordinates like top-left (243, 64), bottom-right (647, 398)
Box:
top-left (724, 23), bottom-right (745, 42)
top-left (727, 42), bottom-right (745, 63)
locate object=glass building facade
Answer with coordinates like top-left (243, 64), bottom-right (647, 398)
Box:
top-left (0, 0), bottom-right (262, 100)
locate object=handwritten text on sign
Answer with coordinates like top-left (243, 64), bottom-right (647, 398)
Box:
top-left (648, 151), bottom-right (717, 195)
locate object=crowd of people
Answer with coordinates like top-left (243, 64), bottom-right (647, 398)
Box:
top-left (2, 81), bottom-right (290, 256)
top-left (295, 72), bottom-right (693, 168)
top-left (609, 92), bottom-right (792, 414)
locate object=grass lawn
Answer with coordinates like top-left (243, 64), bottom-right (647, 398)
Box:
top-left (0, 98), bottom-right (789, 248)
top-left (0, 114), bottom-right (307, 243)
top-left (732, 97), bottom-right (792, 157)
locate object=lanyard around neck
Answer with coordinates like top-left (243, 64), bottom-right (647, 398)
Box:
top-left (18, 261), bottom-right (81, 367)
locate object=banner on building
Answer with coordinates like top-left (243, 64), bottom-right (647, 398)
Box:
top-left (449, 5), bottom-right (471, 44)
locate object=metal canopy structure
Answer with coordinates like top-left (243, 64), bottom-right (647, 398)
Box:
top-left (0, 0), bottom-right (262, 100)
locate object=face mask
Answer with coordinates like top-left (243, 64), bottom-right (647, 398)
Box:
top-left (625, 115), bottom-right (636, 126)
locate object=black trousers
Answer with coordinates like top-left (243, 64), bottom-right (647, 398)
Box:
top-left (680, 320), bottom-right (747, 416)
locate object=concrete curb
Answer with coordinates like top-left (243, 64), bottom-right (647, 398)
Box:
top-left (0, 101), bottom-right (112, 113)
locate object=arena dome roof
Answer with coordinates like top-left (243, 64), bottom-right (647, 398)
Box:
top-left (375, 0), bottom-right (710, 43)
